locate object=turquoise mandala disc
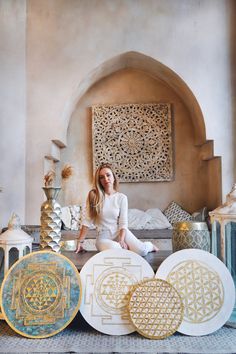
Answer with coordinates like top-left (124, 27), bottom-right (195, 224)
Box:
top-left (0, 251), bottom-right (82, 338)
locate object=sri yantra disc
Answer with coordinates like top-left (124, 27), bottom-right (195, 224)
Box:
top-left (0, 251), bottom-right (82, 338)
top-left (128, 278), bottom-right (184, 339)
top-left (156, 249), bottom-right (235, 336)
top-left (79, 249), bottom-right (154, 335)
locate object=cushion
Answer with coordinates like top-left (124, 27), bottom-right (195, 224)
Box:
top-left (163, 201), bottom-right (192, 225)
top-left (69, 205), bottom-right (81, 230)
top-left (61, 205), bottom-right (81, 231)
top-left (128, 209), bottom-right (152, 229)
top-left (192, 207), bottom-right (208, 222)
top-left (145, 208), bottom-right (172, 229)
top-left (61, 206), bottom-right (72, 230)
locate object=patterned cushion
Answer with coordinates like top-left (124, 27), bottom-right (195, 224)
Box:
top-left (61, 205), bottom-right (82, 231)
top-left (61, 204), bottom-right (94, 230)
top-left (69, 205), bottom-right (81, 230)
top-left (163, 201), bottom-right (192, 225)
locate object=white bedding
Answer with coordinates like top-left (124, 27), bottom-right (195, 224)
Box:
top-left (128, 208), bottom-right (171, 230)
top-left (61, 205), bottom-right (171, 231)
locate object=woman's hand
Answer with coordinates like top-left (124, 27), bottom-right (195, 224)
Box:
top-left (119, 229), bottom-right (128, 249)
top-left (75, 225), bottom-right (89, 254)
top-left (75, 242), bottom-right (84, 253)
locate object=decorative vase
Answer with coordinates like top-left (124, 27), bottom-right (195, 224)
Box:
top-left (172, 221), bottom-right (210, 252)
top-left (40, 187), bottom-right (62, 253)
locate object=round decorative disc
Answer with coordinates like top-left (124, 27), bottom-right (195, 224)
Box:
top-left (79, 249), bottom-right (154, 335)
top-left (156, 249), bottom-right (235, 336)
top-left (128, 278), bottom-right (184, 339)
top-left (0, 251), bottom-right (82, 338)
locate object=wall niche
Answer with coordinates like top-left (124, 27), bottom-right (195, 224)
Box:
top-left (59, 55), bottom-right (221, 214)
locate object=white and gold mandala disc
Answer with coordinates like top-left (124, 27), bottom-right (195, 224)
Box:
top-left (79, 249), bottom-right (154, 335)
top-left (128, 278), bottom-right (184, 339)
top-left (156, 249), bottom-right (235, 336)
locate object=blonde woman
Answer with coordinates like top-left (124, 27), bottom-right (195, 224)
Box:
top-left (75, 163), bottom-right (158, 256)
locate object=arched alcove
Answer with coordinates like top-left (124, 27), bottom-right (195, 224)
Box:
top-left (61, 51), bottom-right (206, 145)
top-left (53, 52), bottom-right (221, 213)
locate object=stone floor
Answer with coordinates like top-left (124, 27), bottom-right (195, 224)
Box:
top-left (0, 314), bottom-right (236, 354)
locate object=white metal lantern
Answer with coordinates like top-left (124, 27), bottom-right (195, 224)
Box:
top-left (0, 214), bottom-right (33, 319)
top-left (209, 183), bottom-right (236, 327)
top-left (0, 213), bottom-right (33, 277)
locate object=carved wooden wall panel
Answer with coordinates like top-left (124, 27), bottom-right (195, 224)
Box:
top-left (92, 103), bottom-right (173, 182)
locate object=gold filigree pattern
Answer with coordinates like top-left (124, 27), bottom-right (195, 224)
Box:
top-left (128, 279), bottom-right (183, 339)
top-left (23, 274), bottom-right (60, 312)
top-left (95, 268), bottom-right (136, 314)
top-left (167, 260), bottom-right (224, 323)
top-left (11, 262), bottom-right (69, 326)
top-left (92, 103), bottom-right (173, 182)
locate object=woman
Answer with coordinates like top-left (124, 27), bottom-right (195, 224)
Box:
top-left (75, 163), bottom-right (158, 256)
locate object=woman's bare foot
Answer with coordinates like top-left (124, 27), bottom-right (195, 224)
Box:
top-left (152, 245), bottom-right (159, 252)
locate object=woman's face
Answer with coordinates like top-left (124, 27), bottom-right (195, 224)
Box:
top-left (99, 167), bottom-right (115, 191)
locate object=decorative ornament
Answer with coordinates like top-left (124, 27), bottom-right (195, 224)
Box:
top-left (0, 213), bottom-right (33, 320)
top-left (79, 249), bottom-right (154, 335)
top-left (92, 103), bottom-right (173, 182)
top-left (156, 249), bottom-right (235, 336)
top-left (210, 183), bottom-right (236, 327)
top-left (172, 221), bottom-right (210, 252)
top-left (0, 251), bottom-right (82, 338)
top-left (40, 187), bottom-right (62, 252)
top-left (128, 278), bottom-right (183, 339)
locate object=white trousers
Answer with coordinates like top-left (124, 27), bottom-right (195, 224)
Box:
top-left (95, 229), bottom-right (154, 257)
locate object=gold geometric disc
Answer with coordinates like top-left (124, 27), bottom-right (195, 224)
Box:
top-left (156, 249), bottom-right (235, 336)
top-left (128, 278), bottom-right (184, 339)
top-left (0, 251), bottom-right (82, 338)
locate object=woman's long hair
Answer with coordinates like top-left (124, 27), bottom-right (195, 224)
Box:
top-left (87, 163), bottom-right (119, 223)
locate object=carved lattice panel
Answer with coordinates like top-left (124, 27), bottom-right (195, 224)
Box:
top-left (92, 103), bottom-right (173, 182)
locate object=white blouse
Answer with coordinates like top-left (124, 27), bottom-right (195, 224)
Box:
top-left (82, 192), bottom-right (128, 234)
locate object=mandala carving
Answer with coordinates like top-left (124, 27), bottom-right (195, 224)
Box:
top-left (92, 103), bottom-right (173, 182)
top-left (167, 260), bottom-right (224, 323)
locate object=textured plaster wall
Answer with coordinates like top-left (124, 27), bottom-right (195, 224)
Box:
top-left (61, 68), bottom-right (216, 213)
top-left (0, 0), bottom-right (26, 229)
top-left (26, 0), bottom-right (235, 224)
top-left (0, 0), bottom-right (235, 225)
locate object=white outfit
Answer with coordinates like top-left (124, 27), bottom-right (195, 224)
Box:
top-left (82, 192), bottom-right (154, 257)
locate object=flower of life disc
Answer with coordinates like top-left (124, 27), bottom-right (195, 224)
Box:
top-left (156, 249), bottom-right (235, 336)
top-left (79, 249), bottom-right (154, 335)
top-left (128, 278), bottom-right (184, 339)
top-left (0, 251), bottom-right (82, 338)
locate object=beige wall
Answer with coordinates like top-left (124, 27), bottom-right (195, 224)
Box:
top-left (0, 0), bottom-right (26, 228)
top-left (60, 68), bottom-right (220, 213)
top-left (0, 0), bottom-right (235, 226)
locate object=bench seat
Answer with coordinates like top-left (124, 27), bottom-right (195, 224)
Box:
top-left (62, 249), bottom-right (171, 272)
